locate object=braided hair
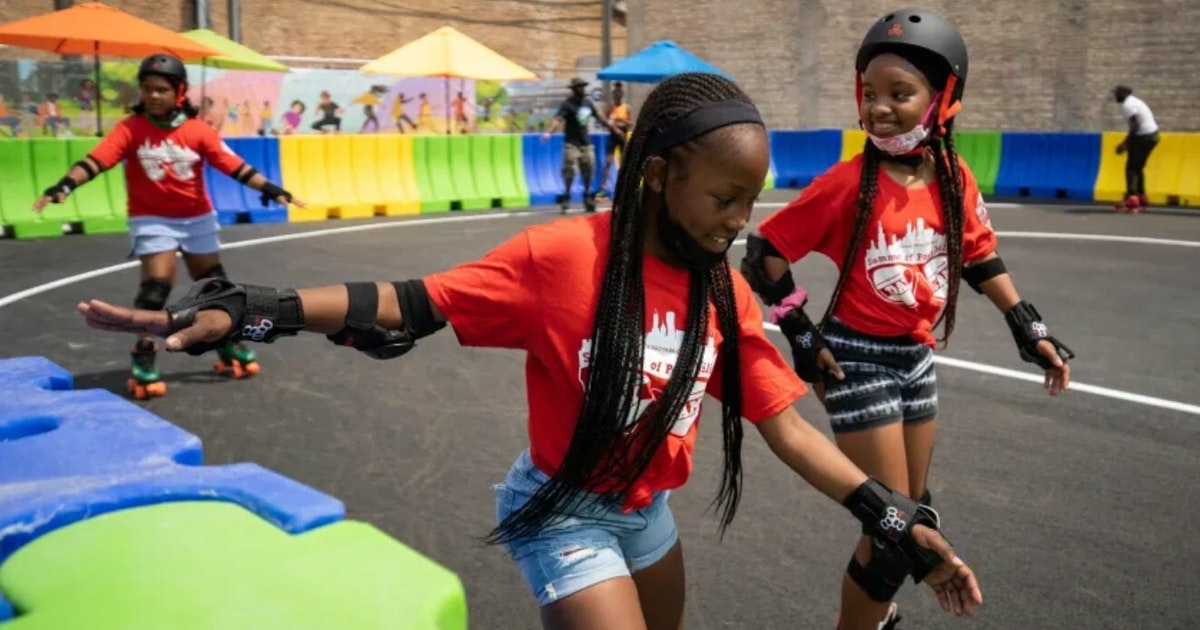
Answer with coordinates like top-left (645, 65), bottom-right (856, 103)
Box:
top-left (820, 109), bottom-right (967, 346)
top-left (486, 73), bottom-right (752, 545)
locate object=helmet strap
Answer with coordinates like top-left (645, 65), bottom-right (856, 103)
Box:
top-left (934, 75), bottom-right (961, 137)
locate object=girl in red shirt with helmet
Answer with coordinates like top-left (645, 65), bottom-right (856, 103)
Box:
top-left (77, 72), bottom-right (982, 629)
top-left (742, 10), bottom-right (1072, 629)
top-left (34, 53), bottom-right (304, 399)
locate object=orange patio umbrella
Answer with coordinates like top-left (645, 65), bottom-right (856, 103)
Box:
top-left (0, 2), bottom-right (220, 134)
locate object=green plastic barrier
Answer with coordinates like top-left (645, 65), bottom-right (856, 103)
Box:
top-left (0, 501), bottom-right (467, 630)
top-left (412, 136), bottom-right (453, 213)
top-left (954, 131), bottom-right (1002, 195)
top-left (0, 141), bottom-right (63, 239)
top-left (65, 138), bottom-right (127, 234)
top-left (491, 134), bottom-right (530, 208)
top-left (28, 140), bottom-right (80, 222)
top-left (105, 159), bottom-right (128, 221)
top-left (467, 135), bottom-right (502, 209)
top-left (447, 135), bottom-right (490, 210)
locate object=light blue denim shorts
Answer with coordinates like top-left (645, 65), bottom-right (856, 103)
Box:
top-left (494, 449), bottom-right (678, 606)
top-left (127, 212), bottom-right (221, 258)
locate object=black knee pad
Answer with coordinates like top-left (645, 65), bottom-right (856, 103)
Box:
top-left (134, 278), bottom-right (173, 311)
top-left (197, 263), bottom-right (227, 281)
top-left (847, 539), bottom-right (912, 603)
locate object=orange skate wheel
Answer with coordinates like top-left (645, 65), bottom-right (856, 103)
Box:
top-left (146, 381), bottom-right (167, 397)
top-left (243, 362), bottom-right (260, 376)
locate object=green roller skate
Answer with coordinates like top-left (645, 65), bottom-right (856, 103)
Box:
top-left (213, 341), bottom-right (261, 380)
top-left (127, 338), bottom-right (167, 400)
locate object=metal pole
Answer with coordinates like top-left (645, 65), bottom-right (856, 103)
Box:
top-left (228, 0), bottom-right (241, 42)
top-left (195, 0), bottom-right (210, 29)
top-left (601, 0), bottom-right (613, 104)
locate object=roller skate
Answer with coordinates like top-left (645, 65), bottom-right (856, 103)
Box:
top-left (1112, 195), bottom-right (1141, 214)
top-left (584, 192), bottom-right (597, 213)
top-left (556, 193), bottom-right (570, 214)
top-left (127, 338), bottom-right (167, 400)
top-left (213, 341), bottom-right (261, 379)
top-left (835, 603), bottom-right (901, 630)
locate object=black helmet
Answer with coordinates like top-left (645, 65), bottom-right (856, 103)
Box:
top-left (137, 54), bottom-right (188, 87)
top-left (855, 9), bottom-right (968, 103)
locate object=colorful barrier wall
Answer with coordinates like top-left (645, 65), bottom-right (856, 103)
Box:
top-left (2, 129), bottom-right (1196, 238)
top-left (0, 356), bottom-right (466, 629)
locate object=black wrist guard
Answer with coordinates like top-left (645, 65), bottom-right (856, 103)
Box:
top-left (44, 176), bottom-right (77, 201)
top-left (1004, 300), bottom-right (1074, 369)
top-left (326, 282), bottom-right (418, 360)
top-left (776, 306), bottom-right (828, 383)
top-left (166, 277), bottom-right (306, 356)
top-left (259, 181), bottom-right (292, 207)
top-left (844, 478), bottom-right (946, 583)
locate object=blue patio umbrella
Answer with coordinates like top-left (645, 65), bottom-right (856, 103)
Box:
top-left (597, 40), bottom-right (730, 83)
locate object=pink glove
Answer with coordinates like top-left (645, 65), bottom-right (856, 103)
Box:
top-left (768, 286), bottom-right (808, 324)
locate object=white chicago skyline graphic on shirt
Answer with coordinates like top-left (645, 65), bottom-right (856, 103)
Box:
top-left (577, 310), bottom-right (716, 436)
top-left (864, 218), bottom-right (949, 308)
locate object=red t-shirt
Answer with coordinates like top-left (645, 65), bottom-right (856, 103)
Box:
top-left (89, 115), bottom-right (245, 219)
top-left (758, 154), bottom-right (997, 346)
top-left (424, 213), bottom-right (806, 511)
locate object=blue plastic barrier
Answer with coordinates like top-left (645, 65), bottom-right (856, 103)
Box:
top-left (0, 360), bottom-right (344, 566)
top-left (234, 137), bottom-right (288, 224)
top-left (993, 132), bottom-right (1101, 200)
top-left (769, 129), bottom-right (843, 188)
top-left (521, 133), bottom-right (610, 206)
top-left (521, 134), bottom-right (553, 206)
top-left (203, 138), bottom-right (288, 225)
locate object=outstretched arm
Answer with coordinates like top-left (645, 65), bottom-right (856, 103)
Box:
top-left (756, 406), bottom-right (983, 616)
top-left (964, 252), bottom-right (1072, 395)
top-left (77, 281), bottom-right (444, 352)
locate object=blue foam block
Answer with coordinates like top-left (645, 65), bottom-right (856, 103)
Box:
top-left (0, 386), bottom-right (344, 564)
top-left (0, 461), bottom-right (344, 563)
top-left (0, 357), bottom-right (73, 392)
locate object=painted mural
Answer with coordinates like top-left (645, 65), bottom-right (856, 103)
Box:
top-left (0, 57), bottom-right (612, 138)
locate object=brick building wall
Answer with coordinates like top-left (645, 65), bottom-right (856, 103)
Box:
top-left (629, 0), bottom-right (1200, 132)
top-left (4, 0), bottom-right (1196, 132)
top-left (0, 0), bottom-right (625, 77)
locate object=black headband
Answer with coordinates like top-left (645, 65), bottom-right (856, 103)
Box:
top-left (645, 99), bottom-right (764, 154)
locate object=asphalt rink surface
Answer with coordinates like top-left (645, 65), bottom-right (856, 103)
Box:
top-left (2, 190), bottom-right (1197, 629)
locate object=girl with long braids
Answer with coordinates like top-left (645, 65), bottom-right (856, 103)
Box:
top-left (742, 11), bottom-right (1071, 630)
top-left (77, 72), bottom-right (981, 630)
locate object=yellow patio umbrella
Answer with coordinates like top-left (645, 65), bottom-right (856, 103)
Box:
top-left (359, 26), bottom-right (538, 133)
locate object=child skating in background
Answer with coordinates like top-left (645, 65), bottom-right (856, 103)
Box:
top-left (34, 53), bottom-right (305, 399)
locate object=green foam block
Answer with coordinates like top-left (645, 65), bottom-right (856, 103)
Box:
top-left (0, 501), bottom-right (466, 630)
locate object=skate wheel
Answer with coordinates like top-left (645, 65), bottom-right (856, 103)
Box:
top-left (146, 381), bottom-right (167, 397)
top-left (214, 360), bottom-right (229, 375)
top-left (243, 361), bottom-right (260, 376)
top-left (230, 361), bottom-right (245, 379)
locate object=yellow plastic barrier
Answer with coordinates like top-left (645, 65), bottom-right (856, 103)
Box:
top-left (841, 129), bottom-right (866, 162)
top-left (1095, 131), bottom-right (1199, 206)
top-left (324, 135), bottom-right (375, 219)
top-left (279, 136), bottom-right (329, 222)
top-left (1177, 134), bottom-right (1200, 207)
top-left (374, 134), bottom-right (422, 216)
